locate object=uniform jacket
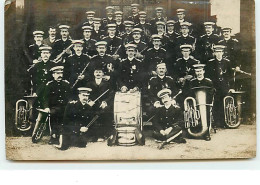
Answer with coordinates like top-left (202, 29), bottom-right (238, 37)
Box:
top-left (82, 38), bottom-right (97, 57)
top-left (28, 44), bottom-right (43, 64)
top-left (144, 47), bottom-right (167, 74)
top-left (103, 36), bottom-right (123, 56)
top-left (42, 37), bottom-right (56, 48)
top-left (52, 38), bottom-right (72, 60)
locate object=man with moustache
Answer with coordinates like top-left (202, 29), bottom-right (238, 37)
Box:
top-left (27, 30), bottom-right (44, 65)
top-left (128, 4), bottom-right (140, 26)
top-left (129, 28), bottom-right (147, 60)
top-left (43, 66), bottom-right (71, 145)
top-left (150, 7), bottom-right (167, 34)
top-left (81, 25), bottom-right (97, 57)
top-left (114, 11), bottom-right (125, 37)
top-left (174, 9), bottom-right (188, 35)
top-left (101, 6), bottom-right (116, 33)
top-left (153, 88), bottom-right (186, 149)
top-left (52, 25), bottom-right (72, 62)
top-left (135, 11), bottom-right (151, 41)
top-left (91, 18), bottom-right (104, 41)
top-left (84, 11), bottom-right (95, 27)
top-left (43, 26), bottom-right (57, 48)
top-left (122, 20), bottom-right (134, 46)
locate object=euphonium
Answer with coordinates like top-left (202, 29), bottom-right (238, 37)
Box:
top-left (223, 91), bottom-right (245, 128)
top-left (184, 87), bottom-right (212, 138)
top-left (15, 95), bottom-right (36, 131)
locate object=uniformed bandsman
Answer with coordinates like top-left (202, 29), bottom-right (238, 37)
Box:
top-left (173, 44), bottom-right (200, 89)
top-left (81, 25), bottom-right (97, 56)
top-left (128, 3), bottom-right (140, 26)
top-left (60, 87), bottom-right (94, 149)
top-left (52, 25), bottom-right (72, 61)
top-left (90, 41), bottom-right (115, 83)
top-left (175, 9), bottom-right (187, 35)
top-left (43, 66), bottom-right (71, 145)
top-left (118, 44), bottom-right (144, 92)
top-left (184, 64), bottom-right (214, 140)
top-left (175, 21), bottom-right (196, 57)
top-left (165, 20), bottom-right (178, 62)
top-left (196, 22), bottom-right (220, 64)
top-left (135, 11), bottom-right (152, 41)
top-left (218, 27), bottom-right (241, 68)
top-left (148, 63), bottom-right (178, 110)
top-left (205, 45), bottom-right (234, 128)
top-left (129, 28), bottom-right (147, 60)
top-left (153, 88), bottom-right (186, 149)
top-left (28, 30), bottom-right (44, 64)
top-left (155, 21), bottom-right (169, 47)
top-left (114, 11), bottom-right (125, 37)
top-left (43, 26), bottom-right (56, 48)
top-left (103, 24), bottom-right (123, 60)
top-left (84, 11), bottom-right (95, 27)
top-left (91, 18), bottom-right (105, 41)
top-left (101, 6), bottom-right (116, 33)
top-left (30, 45), bottom-right (53, 107)
top-left (144, 34), bottom-right (167, 77)
top-left (64, 40), bottom-right (91, 95)
top-left (150, 7), bottom-right (167, 34)
top-left (122, 20), bottom-right (134, 45)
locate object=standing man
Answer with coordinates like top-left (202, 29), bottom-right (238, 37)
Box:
top-left (84, 11), bottom-right (95, 27)
top-left (150, 7), bottom-right (167, 34)
top-left (64, 40), bottom-right (91, 97)
top-left (103, 24), bottom-right (123, 60)
top-left (122, 20), bottom-right (134, 45)
top-left (129, 28), bottom-right (147, 60)
top-left (43, 66), bottom-right (71, 145)
top-left (28, 30), bottom-right (44, 65)
top-left (205, 45), bottom-right (234, 128)
top-left (184, 64), bottom-right (215, 141)
top-left (173, 44), bottom-right (199, 89)
top-left (81, 25), bottom-right (97, 57)
top-left (118, 44), bottom-right (143, 93)
top-left (101, 6), bottom-right (115, 33)
top-left (153, 88), bottom-right (186, 149)
top-left (59, 87), bottom-right (94, 150)
top-left (128, 3), bottom-right (140, 26)
top-left (165, 20), bottom-right (178, 63)
top-left (135, 11), bottom-right (151, 41)
top-left (155, 21), bottom-right (169, 47)
top-left (92, 18), bottom-right (104, 41)
top-left (175, 9), bottom-right (187, 35)
top-left (114, 11), bottom-right (125, 37)
top-left (196, 22), bottom-right (220, 64)
top-left (52, 25), bottom-right (72, 62)
top-left (43, 26), bottom-right (56, 48)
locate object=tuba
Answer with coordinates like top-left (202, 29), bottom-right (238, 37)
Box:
top-left (15, 95), bottom-right (37, 132)
top-left (184, 86), bottom-right (214, 138)
top-left (223, 91), bottom-right (245, 128)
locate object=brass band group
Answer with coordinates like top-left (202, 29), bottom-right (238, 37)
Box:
top-left (17, 4), bottom-right (250, 150)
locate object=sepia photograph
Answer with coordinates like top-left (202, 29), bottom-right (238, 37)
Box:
top-left (5, 0), bottom-right (256, 160)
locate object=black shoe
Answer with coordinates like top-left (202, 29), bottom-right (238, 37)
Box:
top-left (48, 137), bottom-right (58, 145)
top-left (175, 137), bottom-right (187, 144)
top-left (205, 135), bottom-right (211, 141)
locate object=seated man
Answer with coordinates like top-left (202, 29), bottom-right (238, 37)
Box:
top-left (57, 87), bottom-right (95, 150)
top-left (153, 88), bottom-right (186, 149)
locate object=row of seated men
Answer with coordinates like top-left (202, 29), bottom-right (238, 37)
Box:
top-left (29, 42), bottom-right (235, 150)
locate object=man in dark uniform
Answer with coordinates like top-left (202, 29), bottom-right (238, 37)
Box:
top-left (30, 45), bottom-right (53, 108)
top-left (122, 20), bottom-right (134, 46)
top-left (128, 3), bottom-right (140, 26)
top-left (184, 64), bottom-right (214, 141)
top-left (58, 87), bottom-right (94, 150)
top-left (27, 31), bottom-right (44, 65)
top-left (86, 67), bottom-right (114, 141)
top-left (165, 20), bottom-right (179, 62)
top-left (92, 18), bottom-right (105, 41)
top-left (144, 34), bottom-right (166, 78)
top-left (43, 26), bottom-right (56, 48)
top-left (52, 25), bottom-right (73, 62)
top-left (175, 22), bottom-right (196, 58)
top-left (90, 41), bottom-right (116, 87)
top-left (84, 11), bottom-right (95, 27)
top-left (147, 63), bottom-right (179, 115)
top-left (150, 7), bottom-right (167, 34)
top-left (174, 9), bottom-right (188, 35)
top-left (43, 66), bottom-right (71, 144)
top-left (196, 22), bottom-right (220, 64)
top-left (64, 40), bottom-right (91, 97)
top-left (205, 45), bottom-right (234, 128)
top-left (155, 21), bottom-right (169, 47)
top-left (114, 11), bottom-right (125, 37)
top-left (103, 24), bottom-right (123, 60)
top-left (81, 25), bottom-right (97, 57)
top-left (218, 27), bottom-right (241, 68)
top-left (153, 88), bottom-right (186, 149)
top-left (135, 11), bottom-right (152, 42)
top-left (118, 44), bottom-right (143, 92)
top-left (129, 28), bottom-right (147, 60)
top-left (173, 44), bottom-right (200, 89)
top-left (101, 6), bottom-right (115, 33)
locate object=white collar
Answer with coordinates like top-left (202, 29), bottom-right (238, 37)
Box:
top-left (128, 57), bottom-right (134, 61)
top-left (95, 78), bottom-right (102, 85)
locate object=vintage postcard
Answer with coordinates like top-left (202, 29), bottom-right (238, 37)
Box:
top-left (5, 0), bottom-right (256, 160)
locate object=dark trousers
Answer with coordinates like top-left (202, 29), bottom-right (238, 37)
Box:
top-left (50, 106), bottom-right (65, 137)
top-left (153, 124), bottom-right (183, 142)
top-left (61, 132), bottom-right (87, 150)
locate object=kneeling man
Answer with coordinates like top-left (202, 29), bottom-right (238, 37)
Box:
top-left (153, 88), bottom-right (186, 149)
